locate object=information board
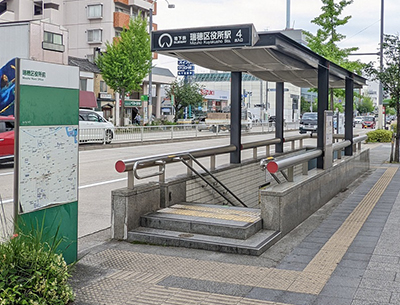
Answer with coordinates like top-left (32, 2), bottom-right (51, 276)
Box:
top-left (18, 126), bottom-right (78, 213)
top-left (15, 59), bottom-right (79, 264)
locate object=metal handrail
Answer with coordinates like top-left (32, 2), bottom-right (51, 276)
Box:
top-left (133, 160), bottom-right (165, 179)
top-left (332, 140), bottom-right (351, 151)
top-left (241, 138), bottom-right (281, 149)
top-left (261, 149), bottom-right (323, 174)
top-left (115, 136), bottom-right (312, 189)
top-left (115, 144), bottom-right (236, 173)
top-left (176, 153), bottom-right (248, 207)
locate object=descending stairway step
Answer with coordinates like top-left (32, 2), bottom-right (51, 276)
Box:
top-left (140, 203), bottom-right (262, 239)
top-left (128, 227), bottom-right (281, 256)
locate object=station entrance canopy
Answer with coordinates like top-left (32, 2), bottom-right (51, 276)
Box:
top-left (152, 24), bottom-right (367, 166)
top-left (151, 24), bottom-right (366, 89)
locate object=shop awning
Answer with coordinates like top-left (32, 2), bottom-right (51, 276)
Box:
top-left (79, 91), bottom-right (97, 108)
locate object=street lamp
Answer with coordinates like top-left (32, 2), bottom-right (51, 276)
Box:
top-left (148, 0), bottom-right (175, 123)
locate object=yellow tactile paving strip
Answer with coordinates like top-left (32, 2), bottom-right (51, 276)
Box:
top-left (290, 167), bottom-right (397, 294)
top-left (77, 168), bottom-right (397, 305)
top-left (158, 204), bottom-right (261, 223)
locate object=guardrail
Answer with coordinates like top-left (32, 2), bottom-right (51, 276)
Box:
top-left (78, 121), bottom-right (301, 145)
top-left (260, 135), bottom-right (368, 183)
top-left (115, 135), bottom-right (308, 189)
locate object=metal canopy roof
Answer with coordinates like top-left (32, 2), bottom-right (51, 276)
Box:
top-left (152, 28), bottom-right (366, 89)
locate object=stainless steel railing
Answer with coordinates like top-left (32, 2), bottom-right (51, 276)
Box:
top-left (260, 135), bottom-right (368, 183)
top-left (115, 136), bottom-right (308, 189)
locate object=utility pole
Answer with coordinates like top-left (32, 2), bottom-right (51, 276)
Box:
top-left (377, 0), bottom-right (384, 129)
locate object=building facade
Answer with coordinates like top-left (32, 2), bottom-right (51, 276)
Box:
top-left (0, 0), bottom-right (175, 124)
top-left (194, 72), bottom-right (301, 122)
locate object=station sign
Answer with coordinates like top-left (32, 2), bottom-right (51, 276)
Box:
top-left (152, 24), bottom-right (259, 51)
top-left (177, 59), bottom-right (195, 76)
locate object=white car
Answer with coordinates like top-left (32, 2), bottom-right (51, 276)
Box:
top-left (79, 109), bottom-right (115, 144)
top-left (354, 116), bottom-right (364, 124)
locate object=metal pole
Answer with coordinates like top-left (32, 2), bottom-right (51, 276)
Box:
top-left (378, 0), bottom-right (384, 129)
top-left (148, 8), bottom-right (153, 124)
top-left (286, 0), bottom-right (291, 29)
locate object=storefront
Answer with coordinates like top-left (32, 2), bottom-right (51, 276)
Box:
top-left (201, 89), bottom-right (229, 112)
top-left (97, 93), bottom-right (115, 120)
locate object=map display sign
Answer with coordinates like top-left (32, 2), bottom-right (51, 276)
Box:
top-left (15, 59), bottom-right (79, 264)
top-left (152, 24), bottom-right (258, 51)
top-left (16, 59), bottom-right (79, 213)
top-left (18, 126), bottom-right (78, 213)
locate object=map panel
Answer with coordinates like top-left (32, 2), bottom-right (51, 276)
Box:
top-left (19, 126), bottom-right (78, 213)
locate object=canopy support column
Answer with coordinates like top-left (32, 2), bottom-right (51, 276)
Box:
top-left (230, 72), bottom-right (242, 164)
top-left (275, 82), bottom-right (284, 153)
top-left (345, 76), bottom-right (354, 156)
top-left (317, 61), bottom-right (329, 169)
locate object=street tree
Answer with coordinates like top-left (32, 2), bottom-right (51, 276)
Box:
top-left (356, 95), bottom-right (375, 115)
top-left (96, 15), bottom-right (151, 126)
top-left (165, 80), bottom-right (204, 122)
top-left (304, 0), bottom-right (364, 109)
top-left (366, 34), bottom-right (400, 162)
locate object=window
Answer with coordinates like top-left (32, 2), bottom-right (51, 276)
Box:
top-left (34, 1), bottom-right (42, 15)
top-left (0, 2), bottom-right (7, 14)
top-left (80, 79), bottom-right (87, 91)
top-left (87, 4), bottom-right (103, 19)
top-left (100, 81), bottom-right (107, 93)
top-left (42, 31), bottom-right (64, 52)
top-left (87, 29), bottom-right (102, 43)
top-left (44, 31), bottom-right (63, 45)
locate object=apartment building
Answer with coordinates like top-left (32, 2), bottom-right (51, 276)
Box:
top-left (0, 0), bottom-right (174, 122)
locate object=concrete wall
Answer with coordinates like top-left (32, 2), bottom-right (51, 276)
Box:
top-left (186, 161), bottom-right (267, 208)
top-left (260, 149), bottom-right (370, 236)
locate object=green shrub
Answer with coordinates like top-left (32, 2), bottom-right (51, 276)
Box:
top-left (366, 129), bottom-right (393, 143)
top-left (0, 226), bottom-right (74, 304)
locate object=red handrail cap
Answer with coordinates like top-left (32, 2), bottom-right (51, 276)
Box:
top-left (115, 160), bottom-right (126, 173)
top-left (266, 161), bottom-right (279, 174)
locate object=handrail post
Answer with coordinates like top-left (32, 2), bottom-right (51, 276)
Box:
top-left (302, 162), bottom-right (308, 175)
top-left (140, 126), bottom-right (144, 142)
top-left (253, 147), bottom-right (257, 160)
top-left (171, 126), bottom-right (174, 140)
top-left (128, 171), bottom-right (134, 189)
top-left (187, 158), bottom-right (193, 176)
top-left (299, 139), bottom-right (303, 148)
top-left (159, 163), bottom-right (165, 183)
top-left (288, 166), bottom-right (294, 182)
top-left (291, 140), bottom-right (295, 150)
top-left (210, 155), bottom-right (216, 171)
top-left (266, 145), bottom-right (270, 157)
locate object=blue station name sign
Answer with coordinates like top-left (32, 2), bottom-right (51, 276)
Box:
top-left (152, 24), bottom-right (258, 52)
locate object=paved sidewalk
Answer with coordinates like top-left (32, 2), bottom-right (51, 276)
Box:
top-left (70, 143), bottom-right (400, 305)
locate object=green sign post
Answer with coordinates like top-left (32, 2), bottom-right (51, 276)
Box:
top-left (14, 59), bottom-right (79, 264)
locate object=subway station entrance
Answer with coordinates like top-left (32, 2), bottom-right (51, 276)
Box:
top-left (110, 24), bottom-right (369, 256)
top-left (151, 24), bottom-right (366, 167)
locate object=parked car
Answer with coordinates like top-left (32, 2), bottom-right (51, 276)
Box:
top-left (361, 116), bottom-right (376, 129)
top-left (79, 109), bottom-right (115, 144)
top-left (299, 112), bottom-right (318, 134)
top-left (0, 115), bottom-right (15, 163)
top-left (354, 116), bottom-right (364, 124)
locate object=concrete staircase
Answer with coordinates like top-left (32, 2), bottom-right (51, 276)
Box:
top-left (127, 203), bottom-right (280, 256)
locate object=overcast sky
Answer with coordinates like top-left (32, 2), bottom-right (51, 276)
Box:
top-left (152, 0), bottom-right (399, 76)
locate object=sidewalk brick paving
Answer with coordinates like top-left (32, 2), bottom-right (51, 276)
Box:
top-left (70, 143), bottom-right (400, 305)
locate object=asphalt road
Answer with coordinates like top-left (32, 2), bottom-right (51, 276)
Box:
top-left (0, 125), bottom-right (368, 239)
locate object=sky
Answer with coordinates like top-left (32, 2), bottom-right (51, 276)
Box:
top-left (152, 0), bottom-right (399, 76)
